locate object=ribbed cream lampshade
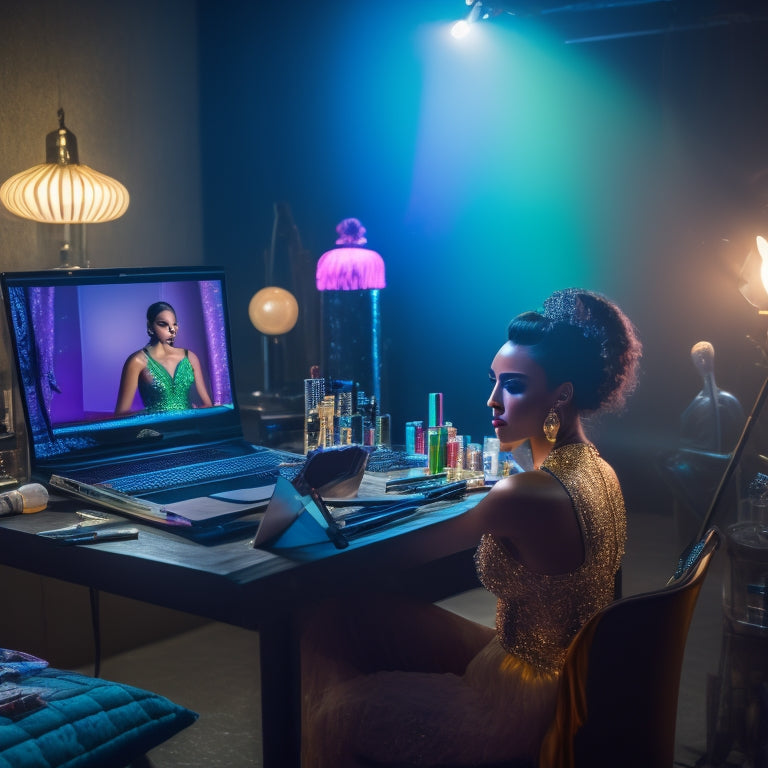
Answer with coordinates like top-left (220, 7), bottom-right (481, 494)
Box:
top-left (0, 109), bottom-right (129, 224)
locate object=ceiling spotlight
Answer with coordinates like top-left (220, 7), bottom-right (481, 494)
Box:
top-left (450, 1), bottom-right (518, 38)
top-left (451, 19), bottom-right (472, 38)
top-left (451, 1), bottom-right (489, 38)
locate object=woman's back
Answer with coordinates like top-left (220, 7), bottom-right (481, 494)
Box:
top-left (477, 442), bottom-right (625, 676)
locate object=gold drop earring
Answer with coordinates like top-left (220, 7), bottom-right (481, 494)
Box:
top-left (543, 408), bottom-right (560, 443)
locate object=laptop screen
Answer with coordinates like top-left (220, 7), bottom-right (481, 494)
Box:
top-left (1, 266), bottom-right (241, 472)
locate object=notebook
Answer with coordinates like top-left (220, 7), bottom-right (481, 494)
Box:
top-left (0, 266), bottom-right (304, 526)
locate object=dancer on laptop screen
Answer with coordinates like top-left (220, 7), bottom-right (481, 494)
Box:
top-left (115, 301), bottom-right (213, 416)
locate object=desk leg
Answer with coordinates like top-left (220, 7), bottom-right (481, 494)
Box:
top-left (260, 613), bottom-right (300, 768)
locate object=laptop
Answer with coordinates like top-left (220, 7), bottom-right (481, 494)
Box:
top-left (1, 266), bottom-right (304, 526)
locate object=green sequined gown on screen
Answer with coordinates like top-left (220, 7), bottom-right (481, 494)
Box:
top-left (137, 350), bottom-right (195, 413)
top-left (300, 443), bottom-right (626, 767)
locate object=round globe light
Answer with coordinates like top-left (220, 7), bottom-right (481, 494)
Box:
top-left (248, 286), bottom-right (299, 336)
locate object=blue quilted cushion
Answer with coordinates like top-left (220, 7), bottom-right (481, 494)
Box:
top-left (0, 649), bottom-right (48, 683)
top-left (0, 667), bottom-right (197, 768)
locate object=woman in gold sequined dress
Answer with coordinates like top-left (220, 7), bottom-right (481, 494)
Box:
top-left (115, 301), bottom-right (212, 416)
top-left (301, 288), bottom-right (642, 767)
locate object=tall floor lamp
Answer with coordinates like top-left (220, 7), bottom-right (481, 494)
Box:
top-left (316, 218), bottom-right (385, 410)
top-left (696, 233), bottom-right (768, 766)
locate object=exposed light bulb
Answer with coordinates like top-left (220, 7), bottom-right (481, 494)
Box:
top-left (451, 19), bottom-right (472, 38)
top-left (757, 235), bottom-right (768, 295)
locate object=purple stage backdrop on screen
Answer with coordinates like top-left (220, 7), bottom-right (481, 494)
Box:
top-left (43, 281), bottom-right (229, 426)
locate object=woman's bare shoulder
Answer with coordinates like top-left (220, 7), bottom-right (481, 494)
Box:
top-left (471, 470), bottom-right (570, 537)
top-left (123, 349), bottom-right (147, 368)
top-left (490, 470), bottom-right (565, 501)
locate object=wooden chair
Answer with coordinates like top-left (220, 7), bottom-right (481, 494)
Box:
top-left (360, 529), bottom-right (720, 768)
top-left (539, 526), bottom-right (721, 768)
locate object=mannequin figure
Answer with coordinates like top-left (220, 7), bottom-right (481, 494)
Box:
top-left (680, 342), bottom-right (745, 453)
top-left (657, 341), bottom-right (746, 539)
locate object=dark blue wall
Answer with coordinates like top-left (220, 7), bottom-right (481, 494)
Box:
top-left (198, 0), bottom-right (768, 512)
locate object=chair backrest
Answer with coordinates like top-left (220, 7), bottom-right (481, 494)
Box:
top-left (539, 526), bottom-right (721, 768)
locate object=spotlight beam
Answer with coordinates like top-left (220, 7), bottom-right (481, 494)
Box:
top-left (451, 0), bottom-right (515, 38)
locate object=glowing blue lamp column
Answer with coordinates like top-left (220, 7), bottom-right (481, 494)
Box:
top-left (316, 218), bottom-right (385, 427)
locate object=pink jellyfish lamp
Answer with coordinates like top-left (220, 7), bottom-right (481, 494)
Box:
top-left (315, 218), bottom-right (385, 425)
top-left (315, 218), bottom-right (385, 291)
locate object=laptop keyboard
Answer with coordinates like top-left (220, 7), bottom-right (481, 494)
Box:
top-left (76, 446), bottom-right (304, 494)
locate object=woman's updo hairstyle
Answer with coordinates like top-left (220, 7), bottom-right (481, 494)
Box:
top-left (507, 288), bottom-right (641, 414)
top-left (146, 301), bottom-right (176, 327)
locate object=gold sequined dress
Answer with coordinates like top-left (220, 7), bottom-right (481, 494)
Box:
top-left (300, 443), bottom-right (626, 767)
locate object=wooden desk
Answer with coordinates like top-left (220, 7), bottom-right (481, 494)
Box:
top-left (0, 493), bottom-right (481, 766)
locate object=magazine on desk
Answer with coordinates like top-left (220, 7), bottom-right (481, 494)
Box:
top-left (49, 474), bottom-right (274, 528)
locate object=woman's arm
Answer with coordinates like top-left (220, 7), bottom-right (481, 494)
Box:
top-left (188, 350), bottom-right (213, 407)
top-left (115, 353), bottom-right (144, 415)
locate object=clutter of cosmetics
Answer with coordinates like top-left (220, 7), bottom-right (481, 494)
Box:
top-left (304, 383), bottom-right (524, 484)
top-left (304, 376), bottom-right (390, 454)
top-left (405, 393), bottom-right (524, 483)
